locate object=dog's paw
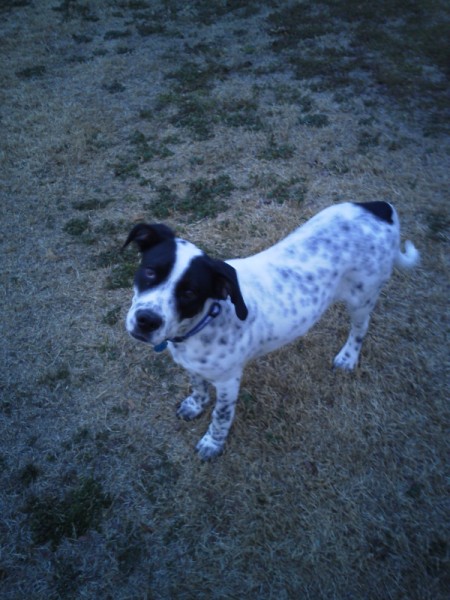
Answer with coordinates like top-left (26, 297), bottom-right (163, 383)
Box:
top-left (176, 396), bottom-right (205, 421)
top-left (195, 433), bottom-right (224, 461)
top-left (333, 350), bottom-right (358, 371)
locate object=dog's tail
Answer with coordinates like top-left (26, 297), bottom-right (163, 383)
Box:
top-left (395, 240), bottom-right (420, 270)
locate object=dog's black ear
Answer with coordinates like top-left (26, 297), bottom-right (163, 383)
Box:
top-left (122, 223), bottom-right (175, 252)
top-left (209, 258), bottom-right (248, 321)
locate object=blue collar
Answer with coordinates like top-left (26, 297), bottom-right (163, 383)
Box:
top-left (153, 302), bottom-right (222, 353)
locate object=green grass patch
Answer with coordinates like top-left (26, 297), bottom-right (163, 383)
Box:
top-left (183, 175), bottom-right (234, 218)
top-left (113, 131), bottom-right (175, 179)
top-left (158, 59), bottom-right (267, 140)
top-left (192, 0), bottom-right (262, 24)
top-left (104, 30), bottom-right (131, 40)
top-left (113, 159), bottom-right (140, 180)
top-left (169, 93), bottom-right (217, 140)
top-left (122, 0), bottom-right (151, 8)
top-left (150, 185), bottom-right (179, 219)
top-left (258, 135), bottom-right (295, 160)
top-left (52, 1), bottom-right (99, 21)
top-left (155, 82), bottom-right (264, 139)
top-left (251, 174), bottom-right (307, 205)
top-left (290, 53), bottom-right (349, 83)
top-left (63, 217), bottom-right (90, 236)
top-left (19, 463), bottom-right (41, 486)
top-left (16, 65), bottom-right (46, 79)
top-left (1, 1), bottom-right (31, 9)
top-left (267, 177), bottom-right (308, 205)
top-left (106, 261), bottom-right (136, 290)
top-left (166, 60), bottom-right (228, 93)
top-left (149, 175), bottom-right (234, 220)
top-left (102, 306), bottom-right (122, 326)
top-left (298, 113), bottom-right (330, 128)
top-left (129, 129), bottom-right (174, 161)
top-left (103, 80), bottom-right (126, 94)
top-left (357, 130), bottom-right (381, 152)
top-left (220, 97), bottom-right (263, 130)
top-left (272, 86), bottom-right (315, 112)
top-left (136, 21), bottom-right (166, 37)
top-left (72, 198), bottom-right (113, 211)
top-left (94, 219), bottom-right (126, 236)
top-left (38, 364), bottom-right (71, 388)
top-left (167, 92), bottom-right (264, 139)
top-left (266, 0), bottom-right (450, 132)
top-left (268, 3), bottom-right (333, 51)
top-left (25, 477), bottom-right (111, 549)
top-left (72, 33), bottom-right (92, 44)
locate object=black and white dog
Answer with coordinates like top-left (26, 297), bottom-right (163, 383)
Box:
top-left (124, 202), bottom-right (419, 459)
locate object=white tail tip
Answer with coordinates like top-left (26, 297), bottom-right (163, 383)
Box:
top-left (396, 240), bottom-right (420, 269)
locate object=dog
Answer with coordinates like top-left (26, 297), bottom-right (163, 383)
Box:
top-left (124, 201), bottom-right (419, 459)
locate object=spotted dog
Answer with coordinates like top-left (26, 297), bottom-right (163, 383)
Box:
top-left (124, 202), bottom-right (419, 459)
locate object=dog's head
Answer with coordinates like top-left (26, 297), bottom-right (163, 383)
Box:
top-left (123, 223), bottom-right (248, 346)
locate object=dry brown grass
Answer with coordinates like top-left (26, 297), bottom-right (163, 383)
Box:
top-left (1, 1), bottom-right (449, 598)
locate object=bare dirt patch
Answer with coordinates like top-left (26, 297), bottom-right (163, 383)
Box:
top-left (1, 1), bottom-right (449, 598)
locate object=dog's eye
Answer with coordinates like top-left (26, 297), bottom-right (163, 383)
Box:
top-left (144, 267), bottom-right (157, 282)
top-left (181, 289), bottom-right (197, 300)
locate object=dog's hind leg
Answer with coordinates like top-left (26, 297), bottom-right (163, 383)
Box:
top-left (333, 301), bottom-right (375, 371)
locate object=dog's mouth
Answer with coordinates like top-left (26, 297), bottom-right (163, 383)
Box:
top-left (129, 330), bottom-right (153, 344)
top-left (129, 327), bottom-right (168, 346)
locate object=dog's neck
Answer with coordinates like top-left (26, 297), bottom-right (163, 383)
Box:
top-left (153, 301), bottom-right (222, 352)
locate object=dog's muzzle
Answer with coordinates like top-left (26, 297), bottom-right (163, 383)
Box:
top-left (130, 309), bottom-right (163, 343)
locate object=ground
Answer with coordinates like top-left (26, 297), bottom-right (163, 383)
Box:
top-left (0, 1), bottom-right (449, 599)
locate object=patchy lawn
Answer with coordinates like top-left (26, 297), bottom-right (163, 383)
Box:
top-left (1, 1), bottom-right (448, 598)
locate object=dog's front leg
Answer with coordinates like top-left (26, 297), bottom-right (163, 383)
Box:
top-left (195, 374), bottom-right (242, 460)
top-left (177, 373), bottom-right (211, 420)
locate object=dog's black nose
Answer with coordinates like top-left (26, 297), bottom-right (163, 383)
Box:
top-left (135, 310), bottom-right (163, 333)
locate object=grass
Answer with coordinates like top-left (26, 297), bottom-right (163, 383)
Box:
top-left (113, 159), bottom-right (140, 179)
top-left (106, 261), bottom-right (137, 290)
top-left (220, 97), bottom-right (264, 130)
top-left (63, 217), bottom-right (90, 236)
top-left (72, 197), bottom-right (113, 211)
top-left (15, 65), bottom-right (46, 78)
top-left (166, 60), bottom-right (228, 93)
top-left (149, 175), bottom-right (235, 220)
top-left (425, 209), bottom-right (450, 242)
top-left (298, 113), bottom-right (330, 128)
top-left (102, 306), bottom-right (122, 326)
top-left (168, 93), bottom-right (218, 140)
top-left (52, 0), bottom-right (99, 21)
top-left (1, 0), bottom-right (449, 599)
top-left (269, 0), bottom-right (450, 133)
top-left (258, 134), bottom-right (295, 160)
top-left (130, 129), bottom-right (174, 161)
top-left (266, 176), bottom-right (308, 205)
top-left (38, 364), bottom-right (71, 388)
top-left (25, 477), bottom-right (111, 549)
top-left (158, 90), bottom-right (250, 141)
top-left (19, 463), bottom-right (41, 486)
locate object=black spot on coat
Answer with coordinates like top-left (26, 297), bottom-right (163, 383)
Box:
top-left (356, 201), bottom-right (394, 224)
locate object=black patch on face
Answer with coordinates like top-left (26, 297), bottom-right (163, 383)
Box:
top-left (175, 256), bottom-right (219, 320)
top-left (123, 222), bottom-right (177, 293)
top-left (356, 201), bottom-right (394, 224)
top-left (134, 238), bottom-right (177, 293)
top-left (175, 255), bottom-right (248, 321)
